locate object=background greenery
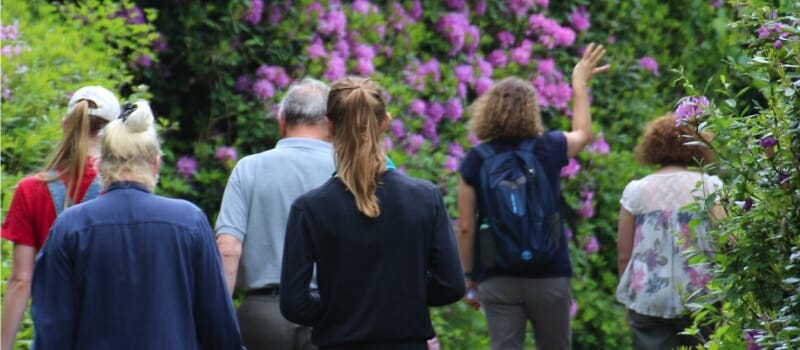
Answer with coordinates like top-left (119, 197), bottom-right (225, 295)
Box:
top-left (2, 0), bottom-right (797, 349)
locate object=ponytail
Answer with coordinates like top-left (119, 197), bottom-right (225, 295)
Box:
top-left (100, 101), bottom-right (161, 190)
top-left (327, 77), bottom-right (387, 218)
top-left (42, 100), bottom-right (106, 209)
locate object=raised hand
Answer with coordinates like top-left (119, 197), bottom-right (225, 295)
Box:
top-left (572, 43), bottom-right (610, 88)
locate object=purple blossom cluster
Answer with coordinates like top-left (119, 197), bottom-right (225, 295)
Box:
top-left (757, 21), bottom-right (795, 48)
top-left (586, 133), bottom-right (610, 155)
top-left (639, 56), bottom-right (659, 75)
top-left (577, 189), bottom-right (595, 218)
top-left (505, 0), bottom-right (549, 17)
top-left (404, 59), bottom-right (441, 92)
top-left (436, 12), bottom-right (480, 56)
top-left (584, 235), bottom-right (599, 254)
top-left (674, 96), bottom-right (710, 126)
top-left (560, 158), bottom-right (581, 179)
top-left (215, 146), bottom-right (238, 163)
top-left (528, 14), bottom-right (576, 49)
top-left (1, 22), bottom-right (26, 58)
top-left (177, 156), bottom-right (198, 178)
top-left (570, 6), bottom-right (591, 32)
top-left (532, 58), bottom-right (572, 110)
top-left (242, 0), bottom-right (264, 25)
top-left (237, 65), bottom-right (290, 101)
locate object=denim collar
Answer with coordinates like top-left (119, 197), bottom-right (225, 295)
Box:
top-left (105, 181), bottom-right (151, 193)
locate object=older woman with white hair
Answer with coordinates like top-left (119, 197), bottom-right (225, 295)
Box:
top-left (31, 102), bottom-right (243, 350)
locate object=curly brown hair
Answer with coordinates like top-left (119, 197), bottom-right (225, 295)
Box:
top-left (634, 113), bottom-right (714, 167)
top-left (468, 77), bottom-right (543, 140)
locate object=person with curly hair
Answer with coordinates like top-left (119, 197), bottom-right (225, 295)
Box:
top-left (456, 43), bottom-right (609, 350)
top-left (616, 113), bottom-right (723, 349)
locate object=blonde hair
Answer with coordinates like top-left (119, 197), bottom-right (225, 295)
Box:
top-left (327, 77), bottom-right (387, 218)
top-left (100, 101), bottom-right (161, 190)
top-left (468, 77), bottom-right (543, 141)
top-left (42, 100), bottom-right (110, 209)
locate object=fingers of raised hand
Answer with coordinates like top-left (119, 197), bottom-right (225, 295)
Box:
top-left (592, 64), bottom-right (611, 75)
top-left (588, 45), bottom-right (606, 65)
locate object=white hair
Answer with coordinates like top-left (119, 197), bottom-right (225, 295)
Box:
top-left (100, 101), bottom-right (161, 190)
top-left (278, 77), bottom-right (330, 126)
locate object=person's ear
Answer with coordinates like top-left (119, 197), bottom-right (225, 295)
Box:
top-left (154, 156), bottom-right (161, 176)
top-left (278, 114), bottom-right (287, 138)
top-left (327, 116), bottom-right (336, 137)
top-left (381, 112), bottom-right (392, 133)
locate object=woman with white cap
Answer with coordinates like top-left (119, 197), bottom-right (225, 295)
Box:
top-left (1, 86), bottom-right (120, 349)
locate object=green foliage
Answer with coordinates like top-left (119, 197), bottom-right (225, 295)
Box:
top-left (674, 1), bottom-right (800, 348)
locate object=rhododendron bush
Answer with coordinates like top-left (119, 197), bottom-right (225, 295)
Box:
top-left (9, 0), bottom-right (793, 348)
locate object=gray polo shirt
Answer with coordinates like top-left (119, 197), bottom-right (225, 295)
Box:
top-left (215, 137), bottom-right (335, 291)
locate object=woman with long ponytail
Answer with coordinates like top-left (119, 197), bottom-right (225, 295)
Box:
top-left (280, 76), bottom-right (465, 349)
top-left (1, 86), bottom-right (119, 350)
top-left (30, 101), bottom-right (243, 349)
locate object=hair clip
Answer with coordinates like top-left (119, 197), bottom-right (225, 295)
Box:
top-left (119, 102), bottom-right (137, 122)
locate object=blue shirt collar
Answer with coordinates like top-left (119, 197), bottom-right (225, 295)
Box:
top-left (276, 137), bottom-right (333, 151)
top-left (106, 181), bottom-right (151, 193)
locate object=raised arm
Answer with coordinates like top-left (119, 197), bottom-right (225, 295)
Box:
top-left (565, 43), bottom-right (610, 158)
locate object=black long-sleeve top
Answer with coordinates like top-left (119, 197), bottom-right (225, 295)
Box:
top-left (280, 170), bottom-right (465, 350)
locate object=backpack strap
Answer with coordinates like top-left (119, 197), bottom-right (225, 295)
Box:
top-left (46, 171), bottom-right (103, 216)
top-left (519, 138), bottom-right (538, 153)
top-left (474, 143), bottom-right (496, 161)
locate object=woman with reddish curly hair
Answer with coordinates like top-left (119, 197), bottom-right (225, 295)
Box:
top-left (456, 43), bottom-right (609, 350)
top-left (617, 113), bottom-right (724, 349)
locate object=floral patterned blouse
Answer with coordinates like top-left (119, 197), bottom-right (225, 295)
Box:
top-left (616, 170), bottom-right (723, 318)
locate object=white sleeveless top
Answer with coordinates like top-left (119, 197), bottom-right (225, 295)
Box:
top-left (616, 170), bottom-right (723, 318)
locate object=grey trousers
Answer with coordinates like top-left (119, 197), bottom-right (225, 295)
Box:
top-left (238, 294), bottom-right (316, 350)
top-left (628, 310), bottom-right (701, 350)
top-left (478, 276), bottom-right (571, 350)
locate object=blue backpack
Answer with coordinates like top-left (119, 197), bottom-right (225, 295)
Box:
top-left (474, 139), bottom-right (561, 272)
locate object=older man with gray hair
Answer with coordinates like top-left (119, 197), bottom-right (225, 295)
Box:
top-left (216, 78), bottom-right (333, 350)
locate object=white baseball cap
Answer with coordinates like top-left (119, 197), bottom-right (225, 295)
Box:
top-left (68, 86), bottom-right (121, 122)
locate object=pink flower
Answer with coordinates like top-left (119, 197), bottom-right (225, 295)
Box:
top-left (242, 0), bottom-right (264, 25)
top-left (564, 228), bottom-right (573, 240)
top-left (134, 54), bottom-right (153, 68)
top-left (352, 0), bottom-right (376, 14)
top-left (454, 64), bottom-right (474, 84)
top-left (570, 6), bottom-right (590, 32)
top-left (1, 22), bottom-right (19, 41)
top-left (497, 30), bottom-right (515, 48)
top-left (475, 77), bottom-right (494, 95)
top-left (674, 96), bottom-right (710, 125)
top-left (177, 156), bottom-right (198, 178)
top-left (324, 56), bottom-right (346, 81)
top-left (608, 36), bottom-right (617, 44)
top-left (406, 134), bottom-right (425, 155)
top-left (537, 58), bottom-right (557, 77)
top-left (444, 98), bottom-right (463, 121)
top-left (587, 133), bottom-right (610, 155)
top-left (444, 156), bottom-right (459, 172)
top-left (234, 75), bottom-right (251, 92)
top-left (333, 40), bottom-right (350, 58)
top-left (487, 50), bottom-right (508, 68)
top-left (475, 0), bottom-right (487, 15)
top-left (560, 158), bottom-right (580, 179)
top-left (639, 56), bottom-right (659, 75)
top-left (391, 119), bottom-right (406, 138)
top-left (577, 190), bottom-right (595, 218)
top-left (354, 44), bottom-right (375, 61)
top-left (426, 102), bottom-right (445, 123)
top-left (509, 40), bottom-right (532, 66)
top-left (383, 136), bottom-right (394, 151)
top-left (215, 146), bottom-right (238, 163)
top-left (318, 9), bottom-right (347, 38)
top-left (584, 235), bottom-right (599, 254)
top-left (307, 37), bottom-right (327, 59)
top-left (467, 132), bottom-right (482, 146)
top-left (252, 79), bottom-right (275, 100)
top-left (448, 142), bottom-right (465, 159)
top-left (410, 99), bottom-right (427, 115)
top-left (267, 4), bottom-right (283, 25)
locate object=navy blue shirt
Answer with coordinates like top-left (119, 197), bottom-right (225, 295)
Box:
top-left (458, 131), bottom-right (573, 279)
top-left (280, 171), bottom-right (465, 350)
top-left (31, 182), bottom-right (243, 350)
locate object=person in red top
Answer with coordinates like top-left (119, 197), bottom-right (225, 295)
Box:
top-left (1, 85), bottom-right (121, 350)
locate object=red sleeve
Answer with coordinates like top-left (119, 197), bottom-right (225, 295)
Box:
top-left (2, 177), bottom-right (39, 247)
